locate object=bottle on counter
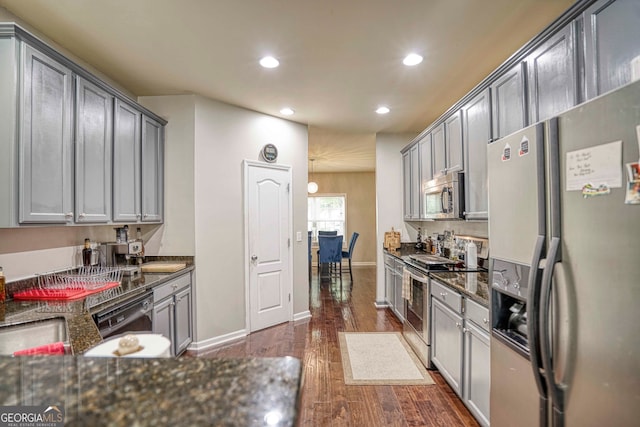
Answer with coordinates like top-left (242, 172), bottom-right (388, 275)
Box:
top-left (466, 241), bottom-right (478, 269)
top-left (82, 239), bottom-right (93, 267)
top-left (0, 266), bottom-right (5, 302)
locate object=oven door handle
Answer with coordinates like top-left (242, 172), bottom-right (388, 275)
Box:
top-left (406, 268), bottom-right (428, 284)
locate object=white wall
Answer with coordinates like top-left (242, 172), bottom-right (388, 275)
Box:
top-left (137, 95), bottom-right (196, 256)
top-left (139, 94), bottom-right (309, 348)
top-left (375, 133), bottom-right (417, 304)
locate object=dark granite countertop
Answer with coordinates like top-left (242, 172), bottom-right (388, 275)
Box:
top-left (428, 271), bottom-right (489, 307)
top-left (384, 246), bottom-right (489, 307)
top-left (0, 355), bottom-right (302, 426)
top-left (0, 266), bottom-right (195, 354)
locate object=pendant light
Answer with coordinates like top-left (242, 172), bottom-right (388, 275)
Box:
top-left (308, 159), bottom-right (318, 194)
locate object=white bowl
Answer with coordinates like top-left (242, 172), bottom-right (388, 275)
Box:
top-left (84, 333), bottom-right (171, 358)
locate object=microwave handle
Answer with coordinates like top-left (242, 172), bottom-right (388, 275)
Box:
top-left (441, 187), bottom-right (451, 213)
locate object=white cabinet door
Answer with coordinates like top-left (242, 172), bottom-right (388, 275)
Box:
top-left (418, 133), bottom-right (432, 218)
top-left (19, 43), bottom-right (74, 224)
top-left (464, 320), bottom-right (491, 427)
top-left (385, 264), bottom-right (394, 308)
top-left (402, 150), bottom-right (412, 219)
top-left (431, 298), bottom-right (463, 395)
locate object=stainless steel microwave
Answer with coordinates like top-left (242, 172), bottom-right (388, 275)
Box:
top-left (423, 173), bottom-right (465, 220)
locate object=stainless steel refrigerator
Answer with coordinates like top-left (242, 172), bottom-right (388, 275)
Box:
top-left (487, 79), bottom-right (640, 427)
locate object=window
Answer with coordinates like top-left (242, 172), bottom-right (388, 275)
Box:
top-left (308, 194), bottom-right (346, 242)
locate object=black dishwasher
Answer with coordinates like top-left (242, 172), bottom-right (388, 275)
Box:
top-left (93, 291), bottom-right (154, 339)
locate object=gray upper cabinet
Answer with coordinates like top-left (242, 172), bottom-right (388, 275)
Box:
top-left (462, 89), bottom-right (491, 220)
top-left (491, 62), bottom-right (527, 139)
top-left (445, 111), bottom-right (463, 173)
top-left (527, 23), bottom-right (577, 124)
top-left (402, 144), bottom-right (420, 220)
top-left (432, 123), bottom-right (446, 177)
top-left (584, 0), bottom-right (640, 99)
top-left (141, 115), bottom-right (164, 222)
top-left (113, 99), bottom-right (142, 222)
top-left (75, 77), bottom-right (113, 223)
top-left (418, 133), bottom-right (432, 218)
top-left (19, 43), bottom-right (74, 224)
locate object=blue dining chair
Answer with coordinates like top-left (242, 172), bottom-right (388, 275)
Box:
top-left (318, 235), bottom-right (343, 281)
top-left (341, 232), bottom-right (359, 281)
top-left (316, 230), bottom-right (338, 273)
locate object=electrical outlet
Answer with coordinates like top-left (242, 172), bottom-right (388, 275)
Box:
top-left (296, 231), bottom-right (302, 242)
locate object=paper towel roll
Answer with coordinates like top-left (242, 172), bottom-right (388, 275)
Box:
top-left (466, 242), bottom-right (477, 269)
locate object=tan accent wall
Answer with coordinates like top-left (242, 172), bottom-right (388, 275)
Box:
top-left (310, 172), bottom-right (375, 264)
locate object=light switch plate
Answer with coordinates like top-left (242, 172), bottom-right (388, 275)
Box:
top-left (296, 231), bottom-right (302, 242)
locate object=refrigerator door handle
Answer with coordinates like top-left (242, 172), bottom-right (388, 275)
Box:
top-left (540, 236), bottom-right (565, 427)
top-left (527, 234), bottom-right (549, 427)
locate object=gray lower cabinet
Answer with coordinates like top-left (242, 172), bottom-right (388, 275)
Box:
top-left (19, 42), bottom-right (74, 224)
top-left (75, 77), bottom-right (113, 223)
top-left (526, 22), bottom-right (577, 124)
top-left (584, 0), bottom-right (640, 99)
top-left (432, 279), bottom-right (490, 426)
top-left (491, 62), bottom-right (527, 140)
top-left (392, 261), bottom-right (405, 322)
top-left (152, 272), bottom-right (193, 356)
top-left (384, 259), bottom-right (395, 310)
top-left (113, 99), bottom-right (142, 222)
top-left (462, 88), bottom-right (491, 220)
top-left (431, 297), bottom-right (464, 395)
top-left (463, 298), bottom-right (491, 427)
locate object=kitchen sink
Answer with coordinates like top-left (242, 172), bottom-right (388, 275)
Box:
top-left (0, 317), bottom-right (69, 355)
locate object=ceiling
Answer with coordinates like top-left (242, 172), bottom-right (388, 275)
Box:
top-left (0, 0), bottom-right (575, 172)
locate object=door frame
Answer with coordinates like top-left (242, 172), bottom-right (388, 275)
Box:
top-left (242, 160), bottom-right (293, 332)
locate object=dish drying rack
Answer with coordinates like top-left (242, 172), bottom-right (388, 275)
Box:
top-left (38, 266), bottom-right (123, 291)
top-left (12, 267), bottom-right (123, 301)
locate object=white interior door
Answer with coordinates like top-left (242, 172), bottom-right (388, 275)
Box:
top-left (245, 161), bottom-right (292, 332)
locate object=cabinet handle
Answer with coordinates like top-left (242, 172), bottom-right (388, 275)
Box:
top-left (136, 214), bottom-right (141, 219)
top-left (170, 301), bottom-right (175, 307)
top-left (463, 327), bottom-right (468, 333)
top-left (483, 318), bottom-right (489, 324)
top-left (79, 213), bottom-right (86, 218)
top-left (172, 284), bottom-right (178, 290)
top-left (456, 322), bottom-right (462, 329)
top-left (65, 212), bottom-right (73, 218)
top-left (143, 214), bottom-right (149, 218)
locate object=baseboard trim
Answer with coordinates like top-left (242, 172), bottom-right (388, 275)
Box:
top-left (293, 310), bottom-right (312, 322)
top-left (187, 328), bottom-right (247, 352)
top-left (374, 301), bottom-right (390, 308)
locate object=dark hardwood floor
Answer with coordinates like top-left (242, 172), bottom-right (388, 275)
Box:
top-left (188, 266), bottom-right (479, 427)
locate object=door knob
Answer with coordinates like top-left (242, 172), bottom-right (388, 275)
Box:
top-left (251, 255), bottom-right (258, 262)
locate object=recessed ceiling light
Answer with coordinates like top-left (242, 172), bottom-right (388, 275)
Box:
top-left (259, 56), bottom-right (279, 68)
top-left (376, 106), bottom-right (390, 115)
top-left (403, 53), bottom-right (423, 66)
top-left (280, 107), bottom-right (294, 115)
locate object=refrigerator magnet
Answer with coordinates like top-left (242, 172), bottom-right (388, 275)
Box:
top-left (581, 183), bottom-right (611, 198)
top-left (624, 181), bottom-right (640, 204)
top-left (626, 162), bottom-right (640, 182)
top-left (501, 143), bottom-right (511, 162)
top-left (519, 136), bottom-right (529, 156)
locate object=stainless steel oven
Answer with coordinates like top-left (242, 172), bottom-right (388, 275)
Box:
top-left (402, 263), bottom-right (432, 369)
top-left (93, 291), bottom-right (154, 339)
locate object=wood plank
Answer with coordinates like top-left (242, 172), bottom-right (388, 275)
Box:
top-left (187, 266), bottom-right (480, 427)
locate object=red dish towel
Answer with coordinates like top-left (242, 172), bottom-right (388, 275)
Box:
top-left (13, 341), bottom-right (66, 356)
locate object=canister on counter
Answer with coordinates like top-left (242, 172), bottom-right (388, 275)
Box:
top-left (0, 266), bottom-right (5, 302)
